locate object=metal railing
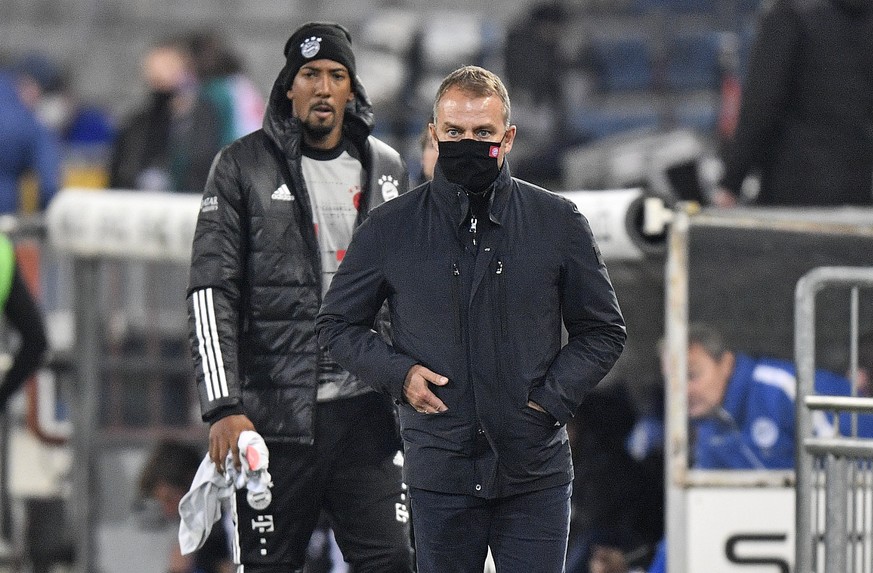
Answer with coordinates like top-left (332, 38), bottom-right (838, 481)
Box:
top-left (796, 266), bottom-right (873, 573)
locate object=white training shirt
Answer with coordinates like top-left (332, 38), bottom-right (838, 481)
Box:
top-left (302, 144), bottom-right (370, 401)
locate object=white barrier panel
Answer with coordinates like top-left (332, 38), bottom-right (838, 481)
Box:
top-left (558, 188), bottom-right (665, 261)
top-left (46, 188), bottom-right (201, 262)
top-left (46, 188), bottom-right (665, 263)
top-left (685, 487), bottom-right (794, 572)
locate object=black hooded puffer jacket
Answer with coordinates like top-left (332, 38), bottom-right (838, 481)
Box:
top-left (186, 63), bottom-right (408, 443)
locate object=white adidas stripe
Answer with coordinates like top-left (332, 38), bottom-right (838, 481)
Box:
top-left (193, 289), bottom-right (217, 401)
top-left (193, 288), bottom-right (229, 401)
top-left (205, 289), bottom-right (229, 398)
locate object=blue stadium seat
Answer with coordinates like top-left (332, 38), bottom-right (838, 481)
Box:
top-left (663, 0), bottom-right (718, 13)
top-left (630, 0), bottom-right (715, 13)
top-left (589, 36), bottom-right (654, 92)
top-left (570, 104), bottom-right (661, 141)
top-left (666, 32), bottom-right (721, 91)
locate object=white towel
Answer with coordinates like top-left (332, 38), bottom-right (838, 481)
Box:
top-left (178, 430), bottom-right (272, 554)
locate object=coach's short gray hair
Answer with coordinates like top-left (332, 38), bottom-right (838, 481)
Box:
top-left (432, 65), bottom-right (511, 127)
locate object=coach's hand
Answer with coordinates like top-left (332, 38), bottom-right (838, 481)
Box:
top-left (404, 364), bottom-right (449, 414)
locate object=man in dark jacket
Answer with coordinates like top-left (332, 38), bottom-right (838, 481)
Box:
top-left (187, 22), bottom-right (413, 573)
top-left (317, 65), bottom-right (626, 573)
top-left (715, 0), bottom-right (873, 207)
top-left (109, 38), bottom-right (222, 193)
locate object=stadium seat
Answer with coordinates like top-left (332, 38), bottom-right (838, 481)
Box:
top-left (588, 36), bottom-right (654, 92)
top-left (666, 32), bottom-right (721, 91)
top-left (569, 100), bottom-right (661, 143)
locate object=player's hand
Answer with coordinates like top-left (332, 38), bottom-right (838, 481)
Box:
top-left (209, 414), bottom-right (255, 474)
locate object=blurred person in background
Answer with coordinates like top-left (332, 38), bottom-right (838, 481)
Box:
top-left (12, 52), bottom-right (115, 192)
top-left (13, 52), bottom-right (114, 150)
top-left (186, 21), bottom-right (413, 573)
top-left (714, 0), bottom-right (873, 207)
top-left (503, 2), bottom-right (568, 111)
top-left (849, 330), bottom-right (873, 398)
top-left (585, 529), bottom-right (649, 573)
top-left (0, 233), bottom-right (48, 408)
top-left (646, 321), bottom-right (868, 572)
top-left (564, 384), bottom-right (662, 573)
top-left (187, 29), bottom-right (266, 147)
top-left (0, 56), bottom-right (61, 213)
top-left (109, 37), bottom-right (221, 192)
top-left (414, 122), bottom-right (438, 185)
top-left (139, 440), bottom-right (233, 573)
top-left (679, 322), bottom-right (861, 470)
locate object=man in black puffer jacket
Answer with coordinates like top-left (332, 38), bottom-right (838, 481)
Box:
top-left (715, 0), bottom-right (873, 207)
top-left (187, 22), bottom-right (413, 573)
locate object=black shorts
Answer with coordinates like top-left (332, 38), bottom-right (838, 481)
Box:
top-left (231, 392), bottom-right (413, 573)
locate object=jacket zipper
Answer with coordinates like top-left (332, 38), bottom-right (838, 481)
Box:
top-left (491, 257), bottom-right (506, 402)
top-left (451, 262), bottom-right (462, 345)
top-left (495, 259), bottom-right (507, 334)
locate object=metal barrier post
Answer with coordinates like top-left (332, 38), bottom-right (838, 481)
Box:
top-left (824, 453), bottom-right (847, 573)
top-left (70, 258), bottom-right (101, 573)
top-left (795, 269), bottom-right (819, 573)
top-left (665, 208), bottom-right (691, 573)
top-left (795, 266), bottom-right (873, 573)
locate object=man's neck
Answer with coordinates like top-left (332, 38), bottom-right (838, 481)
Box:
top-left (302, 138), bottom-right (348, 161)
top-left (303, 127), bottom-right (343, 150)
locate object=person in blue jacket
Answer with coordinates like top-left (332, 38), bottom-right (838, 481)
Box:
top-left (685, 322), bottom-right (861, 469)
top-left (0, 69), bottom-right (61, 214)
top-left (647, 322), bottom-right (862, 572)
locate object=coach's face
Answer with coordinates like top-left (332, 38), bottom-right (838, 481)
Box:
top-left (430, 86), bottom-right (516, 167)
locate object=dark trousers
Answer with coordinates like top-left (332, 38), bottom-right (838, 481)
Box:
top-left (409, 483), bottom-right (572, 573)
top-left (233, 392), bottom-right (414, 573)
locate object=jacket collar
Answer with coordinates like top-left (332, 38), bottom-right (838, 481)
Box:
top-left (721, 353), bottom-right (756, 421)
top-left (431, 160), bottom-right (513, 230)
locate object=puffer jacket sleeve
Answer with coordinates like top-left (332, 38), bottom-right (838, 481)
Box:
top-left (316, 213), bottom-right (418, 402)
top-left (187, 148), bottom-right (246, 421)
top-left (528, 197), bottom-right (627, 424)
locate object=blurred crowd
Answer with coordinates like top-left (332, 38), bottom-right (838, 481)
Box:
top-left (0, 28), bottom-right (266, 215)
top-left (0, 0), bottom-right (756, 217)
top-left (3, 0), bottom-right (871, 217)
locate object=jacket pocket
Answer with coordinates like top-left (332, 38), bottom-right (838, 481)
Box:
top-left (523, 403), bottom-right (559, 428)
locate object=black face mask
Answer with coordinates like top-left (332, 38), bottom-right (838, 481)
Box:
top-left (149, 89), bottom-right (176, 107)
top-left (437, 139), bottom-right (502, 194)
